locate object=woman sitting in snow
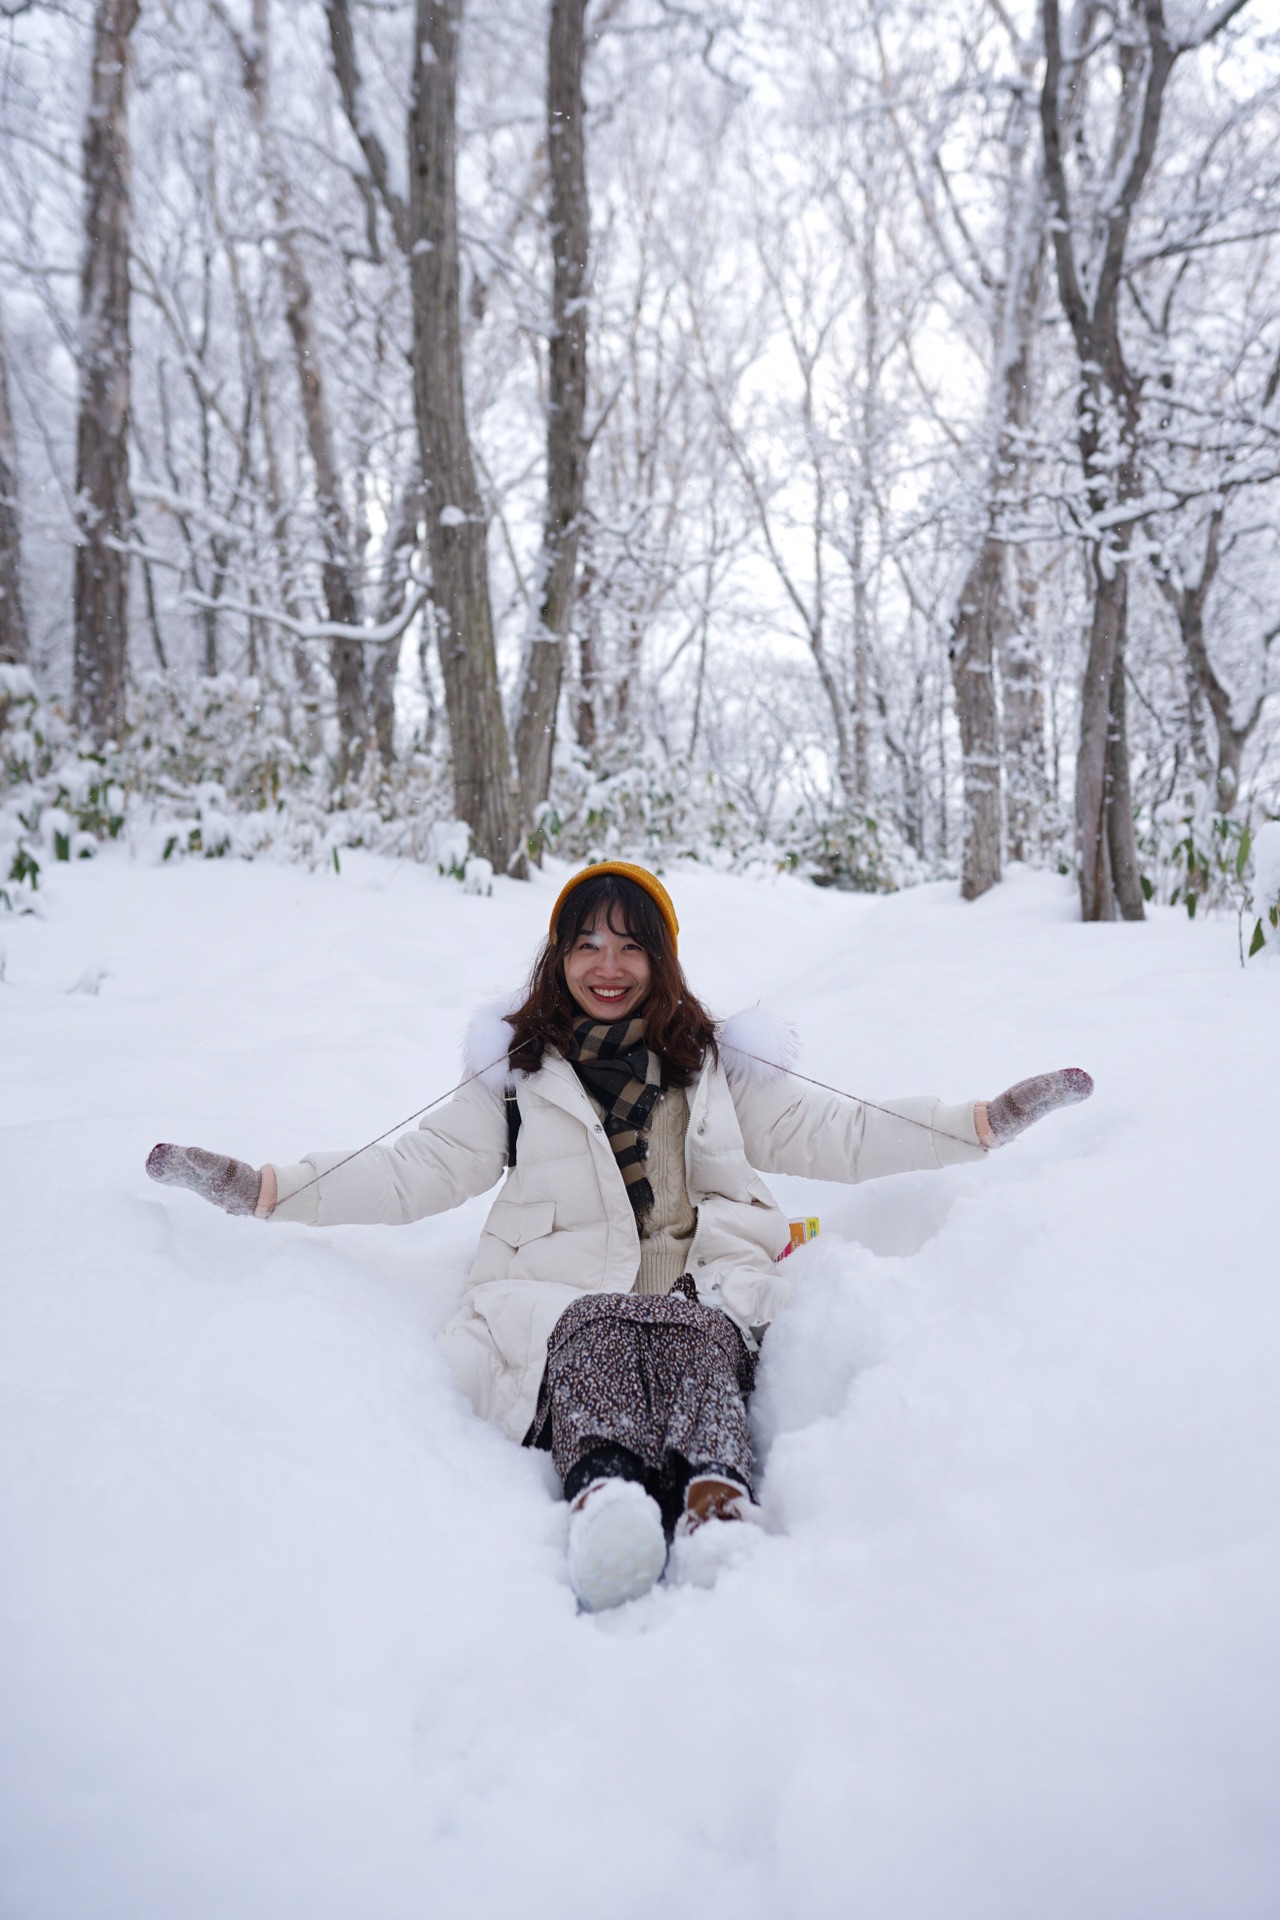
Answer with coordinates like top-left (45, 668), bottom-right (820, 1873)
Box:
top-left (147, 862), bottom-right (1091, 1612)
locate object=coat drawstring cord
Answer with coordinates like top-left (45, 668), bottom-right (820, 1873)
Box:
top-left (724, 1050), bottom-right (985, 1152)
top-left (281, 1049), bottom-right (984, 1206)
top-left (281, 1055), bottom-right (512, 1203)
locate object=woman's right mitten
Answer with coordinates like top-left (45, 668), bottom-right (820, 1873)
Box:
top-left (146, 1143), bottom-right (263, 1215)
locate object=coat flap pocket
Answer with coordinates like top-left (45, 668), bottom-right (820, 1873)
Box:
top-left (483, 1196), bottom-right (556, 1248)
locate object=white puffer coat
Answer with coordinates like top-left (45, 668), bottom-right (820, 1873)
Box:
top-left (268, 1007), bottom-right (985, 1441)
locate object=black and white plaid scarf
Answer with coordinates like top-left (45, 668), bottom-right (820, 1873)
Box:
top-left (567, 1016), bottom-right (666, 1226)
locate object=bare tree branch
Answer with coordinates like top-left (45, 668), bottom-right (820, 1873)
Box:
top-left (323, 0), bottom-right (410, 254)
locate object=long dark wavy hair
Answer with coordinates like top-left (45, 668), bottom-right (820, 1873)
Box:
top-left (507, 873), bottom-right (717, 1083)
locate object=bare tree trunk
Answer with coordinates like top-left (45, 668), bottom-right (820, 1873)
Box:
top-left (1215, 719), bottom-right (1249, 813)
top-left (1040, 0), bottom-right (1184, 922)
top-left (0, 299), bottom-right (29, 666)
top-left (848, 190), bottom-right (880, 814)
top-left (950, 539), bottom-right (1005, 899)
top-left (513, 0), bottom-right (590, 831)
top-left (325, 0), bottom-right (410, 254)
top-left (328, 0), bottom-right (522, 843)
top-left (140, 551), bottom-right (168, 669)
top-left (1154, 505), bottom-right (1267, 811)
top-left (217, 0), bottom-right (368, 780)
top-left (991, 194), bottom-right (1050, 871)
top-left (1074, 540), bottom-right (1125, 919)
top-left (196, 239), bottom-right (221, 676)
top-left (1076, 406), bottom-right (1148, 919)
top-left (882, 9), bottom-right (1053, 888)
top-left (949, 124), bottom-right (1049, 899)
top-left (73, 0), bottom-right (140, 745)
top-left (258, 0), bottom-right (365, 779)
top-left (1104, 641), bottom-right (1142, 909)
top-left (574, 548), bottom-right (599, 755)
top-left (370, 475), bottom-right (425, 767)
top-left (410, 0), bottom-right (522, 872)
top-left (1002, 543), bottom-right (1048, 861)
top-left (851, 532), bottom-right (870, 806)
top-left (948, 558), bottom-right (1004, 902)
top-left (814, 634), bottom-right (858, 800)
top-left (215, 198), bottom-right (322, 753)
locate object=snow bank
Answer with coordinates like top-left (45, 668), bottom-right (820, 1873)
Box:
top-left (2, 854), bottom-right (1278, 1919)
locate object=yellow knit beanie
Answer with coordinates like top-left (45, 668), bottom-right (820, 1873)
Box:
top-left (548, 862), bottom-right (680, 954)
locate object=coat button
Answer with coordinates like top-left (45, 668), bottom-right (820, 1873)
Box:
top-left (697, 1258), bottom-right (706, 1267)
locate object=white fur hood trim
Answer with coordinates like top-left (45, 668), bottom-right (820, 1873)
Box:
top-left (462, 998), bottom-right (799, 1093)
top-left (718, 1006), bottom-right (799, 1083)
top-left (462, 997), bottom-right (520, 1092)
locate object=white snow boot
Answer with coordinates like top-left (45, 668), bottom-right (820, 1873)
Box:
top-left (667, 1475), bottom-right (763, 1591)
top-left (567, 1477), bottom-right (667, 1612)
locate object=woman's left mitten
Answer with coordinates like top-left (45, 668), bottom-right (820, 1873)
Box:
top-left (146, 1143), bottom-right (263, 1215)
top-left (985, 1068), bottom-right (1093, 1146)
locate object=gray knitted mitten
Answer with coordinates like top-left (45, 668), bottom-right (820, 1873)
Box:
top-left (986, 1068), bottom-right (1093, 1146)
top-left (146, 1143), bottom-right (263, 1215)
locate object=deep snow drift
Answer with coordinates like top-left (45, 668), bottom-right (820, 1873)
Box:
top-left (2, 851), bottom-right (1278, 1920)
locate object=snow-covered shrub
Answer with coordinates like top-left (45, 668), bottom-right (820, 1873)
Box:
top-left (3, 665), bottom-right (932, 908)
top-left (0, 668), bottom-right (456, 909)
top-left (1247, 820), bottom-right (1280, 960)
top-left (779, 803), bottom-right (912, 893)
top-left (126, 674), bottom-right (452, 868)
top-left (462, 855), bottom-right (494, 896)
top-left (1170, 813), bottom-right (1252, 922)
top-left (542, 747), bottom-right (915, 890)
top-left (1137, 784), bottom-right (1280, 962)
top-left (0, 666), bottom-right (126, 912)
top-left (544, 748), bottom-right (748, 866)
top-left (426, 819), bottom-right (473, 879)
top-left (1140, 785), bottom-right (1253, 918)
top-left (126, 671), bottom-right (306, 814)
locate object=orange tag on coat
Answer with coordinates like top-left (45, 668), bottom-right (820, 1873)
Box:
top-left (776, 1217), bottom-right (820, 1261)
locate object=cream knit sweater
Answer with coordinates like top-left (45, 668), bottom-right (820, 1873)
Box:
top-left (632, 1085), bottom-right (697, 1296)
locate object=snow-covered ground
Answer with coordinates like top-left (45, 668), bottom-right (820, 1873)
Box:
top-left (2, 851), bottom-right (1278, 1920)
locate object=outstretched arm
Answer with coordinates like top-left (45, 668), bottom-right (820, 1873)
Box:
top-left (735, 1064), bottom-right (1093, 1183)
top-left (146, 1078), bottom-right (508, 1227)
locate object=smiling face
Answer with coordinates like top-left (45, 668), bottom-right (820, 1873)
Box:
top-left (563, 909), bottom-right (653, 1024)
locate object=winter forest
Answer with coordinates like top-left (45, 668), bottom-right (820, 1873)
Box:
top-left (5, 6), bottom-right (1280, 1918)
top-left (1, 0), bottom-right (1278, 921)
